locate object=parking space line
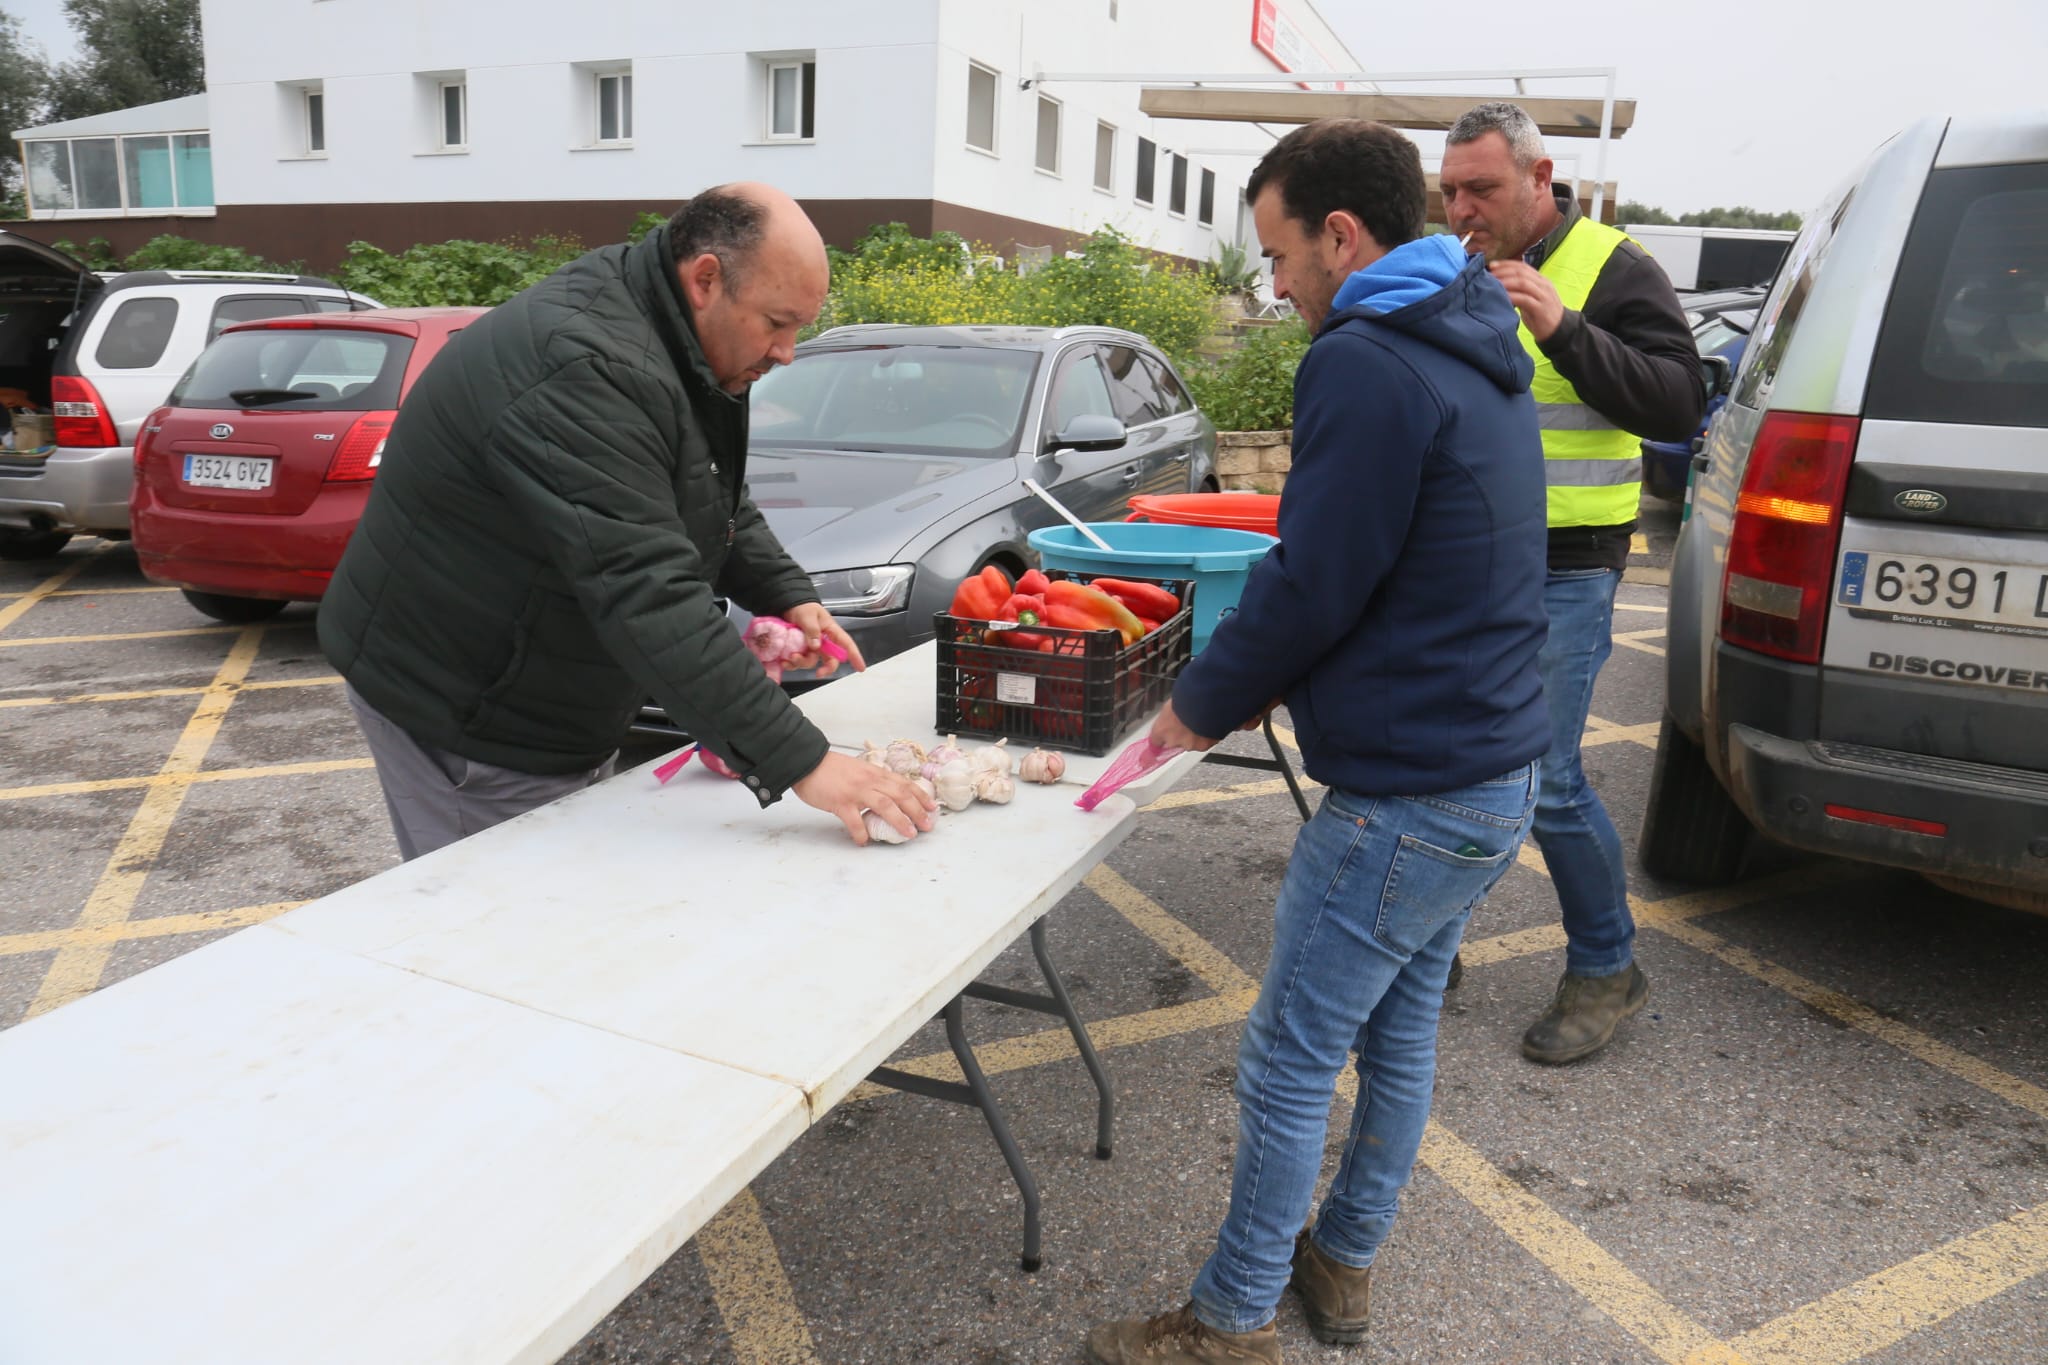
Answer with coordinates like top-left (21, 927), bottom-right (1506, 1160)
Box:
top-left (1083, 866), bottom-right (1260, 994)
top-left (0, 758), bottom-right (375, 803)
top-left (1149, 775), bottom-right (1324, 812)
top-left (1727, 1200), bottom-right (2048, 1365)
top-left (1417, 1120), bottom-right (1753, 1365)
top-left (1460, 923), bottom-right (1570, 968)
top-left (24, 630), bottom-right (264, 1019)
top-left (696, 1189), bottom-right (822, 1365)
top-left (0, 585), bottom-right (178, 599)
top-left (0, 625), bottom-right (248, 648)
top-left (1640, 904), bottom-right (2048, 1122)
top-left (1612, 629), bottom-right (1668, 657)
top-left (1613, 602), bottom-right (1668, 613)
top-left (0, 900), bottom-right (304, 959)
top-left (0, 674), bottom-right (343, 710)
top-left (0, 545), bottom-right (109, 635)
top-left (1583, 719), bottom-right (1663, 749)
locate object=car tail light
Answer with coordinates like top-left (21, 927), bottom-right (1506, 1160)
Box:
top-left (326, 411), bottom-right (397, 482)
top-left (1719, 412), bottom-right (1859, 664)
top-left (132, 406), bottom-right (169, 474)
top-left (52, 375), bottom-right (120, 448)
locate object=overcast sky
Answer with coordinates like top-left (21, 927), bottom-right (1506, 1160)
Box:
top-left (1314, 0), bottom-right (2048, 215)
top-left (7, 1), bottom-right (2045, 217)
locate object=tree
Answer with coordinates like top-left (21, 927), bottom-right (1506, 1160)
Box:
top-left (0, 9), bottom-right (50, 213)
top-left (1617, 200), bottom-right (1676, 226)
top-left (1616, 202), bottom-right (1803, 232)
top-left (45, 0), bottom-right (202, 123)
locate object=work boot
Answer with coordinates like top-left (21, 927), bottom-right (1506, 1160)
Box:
top-left (1521, 963), bottom-right (1649, 1064)
top-left (1289, 1228), bottom-right (1372, 1345)
top-left (1446, 951), bottom-right (1465, 991)
top-left (1086, 1302), bottom-right (1281, 1364)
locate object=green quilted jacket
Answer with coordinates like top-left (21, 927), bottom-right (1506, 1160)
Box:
top-left (319, 226), bottom-right (828, 801)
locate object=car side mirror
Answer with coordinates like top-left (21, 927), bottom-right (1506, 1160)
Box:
top-left (1700, 354), bottom-right (1734, 402)
top-left (1046, 413), bottom-right (1127, 454)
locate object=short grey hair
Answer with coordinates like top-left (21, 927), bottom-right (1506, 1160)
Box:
top-left (1446, 101), bottom-right (1547, 168)
top-left (667, 186), bottom-right (768, 293)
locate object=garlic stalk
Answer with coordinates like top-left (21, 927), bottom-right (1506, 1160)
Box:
top-left (972, 769), bottom-right (1016, 804)
top-left (1018, 748), bottom-right (1066, 784)
top-left (860, 740), bottom-right (890, 769)
top-left (930, 759), bottom-right (978, 812)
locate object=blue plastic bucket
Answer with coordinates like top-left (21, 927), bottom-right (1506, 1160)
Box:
top-left (1027, 522), bottom-right (1277, 652)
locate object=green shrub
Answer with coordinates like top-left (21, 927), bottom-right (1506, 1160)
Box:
top-left (1204, 240), bottom-right (1261, 296)
top-left (50, 236), bottom-right (118, 269)
top-left (333, 235), bottom-right (586, 307)
top-left (1182, 318), bottom-right (1307, 431)
top-left (121, 235), bottom-right (293, 274)
top-left (814, 226), bottom-right (1222, 364)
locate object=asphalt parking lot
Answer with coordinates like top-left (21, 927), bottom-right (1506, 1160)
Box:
top-left (5, 497), bottom-right (2046, 1365)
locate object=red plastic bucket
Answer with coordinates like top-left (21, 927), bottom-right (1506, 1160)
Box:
top-left (1125, 492), bottom-right (1281, 538)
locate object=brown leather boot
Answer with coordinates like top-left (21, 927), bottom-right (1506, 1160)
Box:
top-left (1289, 1229), bottom-right (1373, 1345)
top-left (1521, 963), bottom-right (1650, 1064)
top-left (1086, 1302), bottom-right (1281, 1364)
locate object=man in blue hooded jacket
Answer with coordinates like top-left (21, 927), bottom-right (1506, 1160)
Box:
top-left (1087, 120), bottom-right (1550, 1364)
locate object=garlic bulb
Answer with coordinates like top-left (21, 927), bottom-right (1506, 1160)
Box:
top-left (1019, 748), bottom-right (1066, 784)
top-left (860, 740), bottom-right (890, 769)
top-left (913, 776), bottom-right (938, 803)
top-left (861, 810), bottom-right (909, 845)
top-left (931, 759), bottom-right (978, 812)
top-left (967, 738), bottom-right (1013, 777)
top-left (925, 735), bottom-right (968, 768)
top-left (881, 738), bottom-right (926, 777)
top-left (972, 769), bottom-right (1016, 804)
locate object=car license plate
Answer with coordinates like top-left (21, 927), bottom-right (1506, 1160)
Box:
top-left (183, 453), bottom-right (274, 491)
top-left (1838, 550), bottom-right (2048, 639)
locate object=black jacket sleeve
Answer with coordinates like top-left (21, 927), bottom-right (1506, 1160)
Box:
top-left (1536, 243), bottom-right (1705, 443)
top-left (715, 489), bottom-right (821, 619)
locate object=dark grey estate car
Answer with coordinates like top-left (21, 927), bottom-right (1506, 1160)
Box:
top-left (635, 323), bottom-right (1218, 733)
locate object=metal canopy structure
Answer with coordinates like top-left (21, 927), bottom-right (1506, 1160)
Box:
top-left (1027, 66), bottom-right (1628, 220)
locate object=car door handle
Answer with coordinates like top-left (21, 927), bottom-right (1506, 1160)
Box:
top-left (1120, 466), bottom-right (1142, 483)
top-left (1170, 450), bottom-right (1190, 463)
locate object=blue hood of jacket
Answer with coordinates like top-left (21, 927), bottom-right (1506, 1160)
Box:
top-left (1325, 235), bottom-right (1533, 396)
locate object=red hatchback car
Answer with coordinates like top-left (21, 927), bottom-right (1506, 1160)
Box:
top-left (131, 308), bottom-right (486, 621)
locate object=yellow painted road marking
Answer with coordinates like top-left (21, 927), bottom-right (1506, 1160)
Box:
top-left (25, 631), bottom-right (263, 1018)
top-left (0, 757), bottom-right (375, 803)
top-left (1460, 923), bottom-right (1570, 968)
top-left (0, 585), bottom-right (178, 598)
top-left (0, 901), bottom-right (305, 959)
top-left (1419, 1121), bottom-right (1753, 1365)
top-left (1084, 865), bottom-right (1259, 994)
top-left (697, 1189), bottom-right (821, 1365)
top-left (1583, 719), bottom-right (1663, 749)
top-left (1630, 532), bottom-right (1650, 555)
top-left (1614, 602), bottom-right (1668, 613)
top-left (845, 988), bottom-right (1260, 1104)
top-left (1641, 900), bottom-right (2048, 1122)
top-left (0, 544), bottom-right (107, 635)
top-left (1613, 628), bottom-right (1668, 657)
top-left (0, 674), bottom-right (343, 709)
top-left (1149, 774), bottom-right (1323, 812)
top-left (1726, 1201), bottom-right (2048, 1365)
top-left (0, 625), bottom-right (248, 647)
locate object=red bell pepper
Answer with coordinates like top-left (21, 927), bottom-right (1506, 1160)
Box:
top-left (1000, 592), bottom-right (1047, 625)
top-left (1017, 568), bottom-right (1051, 596)
top-left (1044, 580), bottom-right (1145, 644)
top-left (1088, 577), bottom-right (1181, 620)
top-left (948, 564), bottom-right (1013, 621)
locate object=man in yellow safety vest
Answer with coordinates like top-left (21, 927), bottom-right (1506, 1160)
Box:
top-left (1440, 102), bottom-right (1704, 1064)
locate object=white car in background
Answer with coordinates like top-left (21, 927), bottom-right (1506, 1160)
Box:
top-left (0, 232), bottom-right (375, 559)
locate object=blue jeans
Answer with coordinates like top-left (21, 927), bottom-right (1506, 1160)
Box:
top-left (1189, 764), bottom-right (1539, 1334)
top-left (1531, 567), bottom-right (1635, 978)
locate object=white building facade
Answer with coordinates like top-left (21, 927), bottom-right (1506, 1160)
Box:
top-left (14, 0), bottom-right (1360, 268)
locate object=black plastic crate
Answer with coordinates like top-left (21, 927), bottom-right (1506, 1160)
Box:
top-left (933, 571), bottom-right (1195, 755)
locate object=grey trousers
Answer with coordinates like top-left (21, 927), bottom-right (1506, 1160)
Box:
top-left (346, 684), bottom-right (618, 861)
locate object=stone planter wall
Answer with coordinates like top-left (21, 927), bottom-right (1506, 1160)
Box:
top-left (1214, 430), bottom-right (1292, 493)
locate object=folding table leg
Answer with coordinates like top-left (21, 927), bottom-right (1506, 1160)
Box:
top-left (942, 996), bottom-right (1043, 1272)
top-left (1264, 714), bottom-right (1314, 824)
top-left (1029, 918), bottom-right (1115, 1159)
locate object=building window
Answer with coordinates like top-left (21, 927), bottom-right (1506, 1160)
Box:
top-left (1168, 153), bottom-right (1189, 217)
top-left (597, 71), bottom-right (633, 143)
top-left (24, 132), bottom-right (213, 216)
top-left (766, 59), bottom-right (815, 140)
top-left (1034, 95), bottom-right (1061, 175)
top-left (1134, 136), bottom-right (1156, 205)
top-left (1198, 168), bottom-right (1216, 227)
top-left (304, 88), bottom-right (325, 155)
top-left (965, 60), bottom-right (998, 153)
top-left (439, 80), bottom-right (467, 150)
top-left (1093, 121), bottom-right (1115, 193)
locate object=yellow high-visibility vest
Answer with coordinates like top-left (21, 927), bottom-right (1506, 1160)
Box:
top-left (1518, 218), bottom-right (1644, 528)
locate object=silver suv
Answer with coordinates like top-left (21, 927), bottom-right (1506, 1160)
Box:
top-left (1649, 114), bottom-right (2048, 910)
top-left (0, 233), bottom-right (372, 559)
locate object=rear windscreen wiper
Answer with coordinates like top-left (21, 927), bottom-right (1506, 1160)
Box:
top-left (228, 387), bottom-right (321, 407)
